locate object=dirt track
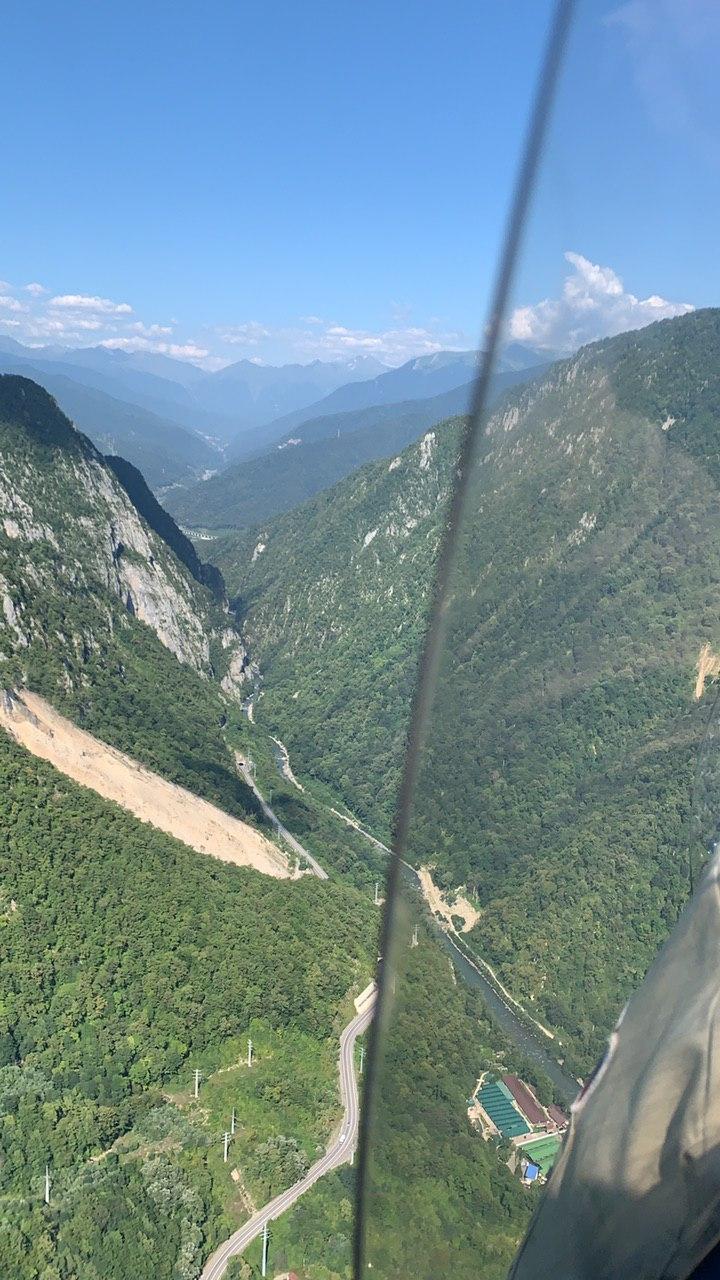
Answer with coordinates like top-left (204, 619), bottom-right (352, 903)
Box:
top-left (0, 689), bottom-right (290, 879)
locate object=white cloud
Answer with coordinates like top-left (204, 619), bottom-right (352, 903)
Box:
top-left (211, 314), bottom-right (469, 366)
top-left (0, 274), bottom-right (215, 364)
top-left (219, 322), bottom-right (272, 346)
top-left (49, 294), bottom-right (133, 315)
top-left (314, 322), bottom-right (466, 362)
top-left (508, 251), bottom-right (694, 352)
top-left (0, 268), bottom-right (474, 369)
top-left (128, 321), bottom-right (173, 337)
top-left (0, 296), bottom-right (27, 313)
top-left (99, 337), bottom-right (210, 360)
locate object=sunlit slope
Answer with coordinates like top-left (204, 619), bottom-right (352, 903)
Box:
top-left (0, 689), bottom-right (289, 877)
top-left (165, 383), bottom-right (471, 530)
top-left (218, 309), bottom-right (720, 1069)
top-left (0, 375), bottom-right (260, 821)
top-left (214, 419), bottom-right (459, 823)
top-left (0, 726), bottom-right (373, 1280)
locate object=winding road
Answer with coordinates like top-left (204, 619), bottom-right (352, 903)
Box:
top-left (200, 1000), bottom-right (374, 1280)
top-left (236, 754), bottom-right (328, 880)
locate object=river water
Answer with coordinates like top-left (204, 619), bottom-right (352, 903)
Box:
top-left (396, 862), bottom-right (579, 1106)
top-left (262, 717), bottom-right (579, 1106)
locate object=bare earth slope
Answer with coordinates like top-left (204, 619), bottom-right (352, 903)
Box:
top-left (0, 689), bottom-right (290, 878)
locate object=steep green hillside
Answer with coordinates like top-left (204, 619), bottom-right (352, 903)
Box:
top-left (169, 366), bottom-right (545, 532)
top-left (0, 358), bottom-right (220, 488)
top-left (166, 384), bottom-right (471, 531)
top-left (215, 310), bottom-right (720, 1069)
top-left (0, 376), bottom-right (537, 1277)
top-left (0, 376), bottom-right (257, 819)
top-left (106, 454), bottom-right (224, 596)
top-left (0, 728), bottom-right (374, 1279)
top-left (214, 420), bottom-right (459, 823)
top-left (250, 938), bottom-right (532, 1280)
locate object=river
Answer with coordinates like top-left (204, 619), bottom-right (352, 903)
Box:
top-left (261, 730), bottom-right (578, 1106)
top-left (393, 861), bottom-right (579, 1106)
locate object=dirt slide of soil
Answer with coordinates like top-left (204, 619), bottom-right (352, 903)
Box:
top-left (696, 642), bottom-right (720, 699)
top-left (418, 865), bottom-right (480, 932)
top-left (0, 689), bottom-right (290, 879)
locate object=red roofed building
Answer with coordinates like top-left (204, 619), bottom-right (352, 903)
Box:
top-left (547, 1103), bottom-right (569, 1131)
top-left (501, 1074), bottom-right (547, 1127)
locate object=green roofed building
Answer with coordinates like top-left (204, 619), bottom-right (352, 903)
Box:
top-left (477, 1080), bottom-right (530, 1139)
top-left (519, 1134), bottom-right (562, 1174)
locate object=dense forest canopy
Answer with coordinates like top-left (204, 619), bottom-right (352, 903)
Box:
top-left (216, 310), bottom-right (720, 1071)
top-left (0, 730), bottom-right (375, 1277)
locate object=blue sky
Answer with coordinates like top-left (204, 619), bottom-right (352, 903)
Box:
top-left (1, 0), bottom-right (718, 367)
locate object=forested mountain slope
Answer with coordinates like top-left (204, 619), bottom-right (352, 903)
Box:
top-left (214, 309), bottom-right (720, 1070)
top-left (0, 376), bottom-right (258, 820)
top-left (213, 421), bottom-right (458, 823)
top-left (168, 366), bottom-right (546, 532)
top-left (0, 727), bottom-right (374, 1279)
top-left (225, 347), bottom-right (546, 462)
top-left (0, 377), bottom-right (533, 1278)
top-left (167, 384), bottom-right (471, 531)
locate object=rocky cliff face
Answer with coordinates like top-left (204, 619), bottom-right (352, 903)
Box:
top-left (0, 375), bottom-right (248, 696)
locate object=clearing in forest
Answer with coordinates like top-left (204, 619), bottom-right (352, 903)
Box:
top-left (695, 642), bottom-right (720, 699)
top-left (0, 689), bottom-right (290, 878)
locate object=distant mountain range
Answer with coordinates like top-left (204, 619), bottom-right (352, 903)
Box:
top-left (210, 308), bottom-right (720, 1075)
top-left (0, 357), bottom-right (219, 488)
top-left (197, 354), bottom-right (388, 427)
top-left (166, 364), bottom-right (547, 530)
top-left (0, 332), bottom-right (549, 498)
top-left (225, 344), bottom-right (546, 460)
top-left (0, 335), bottom-right (389, 444)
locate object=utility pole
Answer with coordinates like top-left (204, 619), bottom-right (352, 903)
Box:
top-left (261, 1221), bottom-right (270, 1277)
top-left (223, 1132), bottom-right (231, 1164)
top-left (193, 1069), bottom-right (201, 1099)
top-left (231, 1107), bottom-right (236, 1135)
top-left (247, 1038), bottom-right (253, 1067)
top-left (411, 925), bottom-right (419, 947)
top-left (358, 1045), bottom-right (365, 1075)
top-left (44, 1165), bottom-right (51, 1206)
top-left (374, 881), bottom-right (380, 906)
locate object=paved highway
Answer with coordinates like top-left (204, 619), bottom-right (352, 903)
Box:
top-left (200, 1000), bottom-right (374, 1280)
top-left (236, 754), bottom-right (328, 880)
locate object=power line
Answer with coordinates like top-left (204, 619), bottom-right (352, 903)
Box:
top-left (352, 2), bottom-right (577, 1274)
top-left (261, 1221), bottom-right (270, 1277)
